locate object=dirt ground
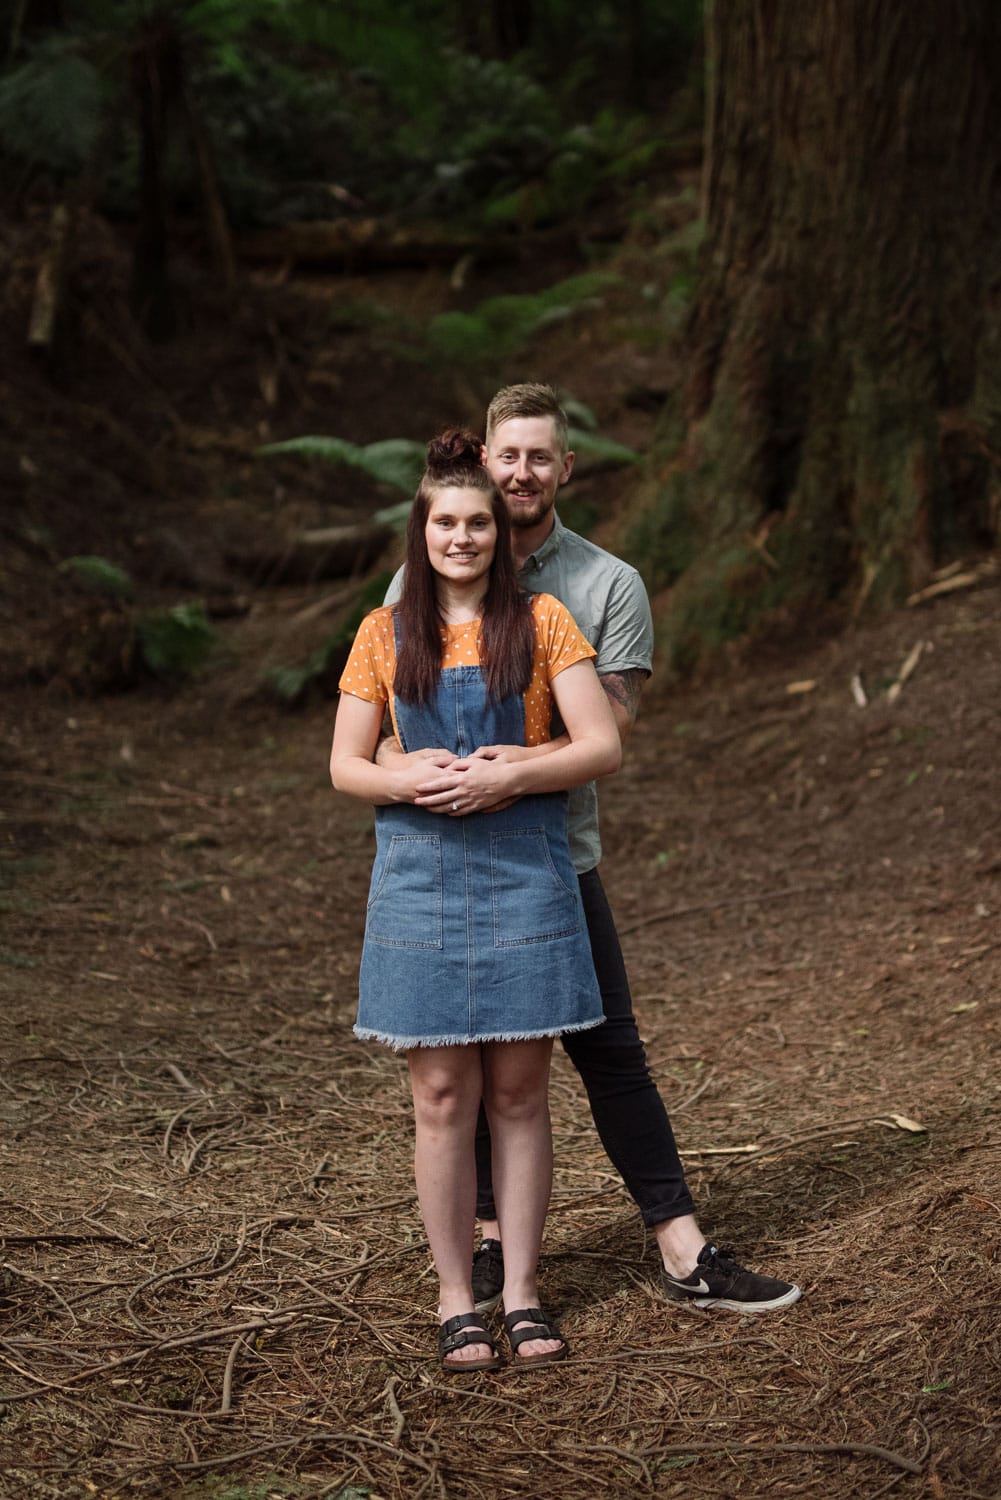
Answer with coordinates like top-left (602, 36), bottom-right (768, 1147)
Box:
top-left (1, 207), bottom-right (1000, 1498)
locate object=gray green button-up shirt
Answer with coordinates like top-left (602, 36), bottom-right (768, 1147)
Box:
top-left (384, 513), bottom-right (654, 872)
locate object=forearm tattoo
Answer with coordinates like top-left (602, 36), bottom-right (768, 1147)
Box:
top-left (600, 669), bottom-right (644, 725)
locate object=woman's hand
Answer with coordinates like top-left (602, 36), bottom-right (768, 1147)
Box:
top-left (413, 753), bottom-right (519, 816)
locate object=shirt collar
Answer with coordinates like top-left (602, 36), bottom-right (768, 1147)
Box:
top-left (517, 512), bottom-right (565, 573)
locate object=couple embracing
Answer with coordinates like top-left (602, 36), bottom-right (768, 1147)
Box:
top-left (330, 385), bottom-right (800, 1373)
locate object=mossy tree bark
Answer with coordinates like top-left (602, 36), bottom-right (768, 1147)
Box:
top-left (631, 0), bottom-right (1001, 670)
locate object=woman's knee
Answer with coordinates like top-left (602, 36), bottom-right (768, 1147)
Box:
top-left (483, 1076), bottom-right (548, 1124)
top-left (482, 1040), bottom-right (552, 1123)
top-left (409, 1050), bottom-right (481, 1129)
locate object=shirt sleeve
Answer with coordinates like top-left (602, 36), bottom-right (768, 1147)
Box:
top-left (337, 612), bottom-right (390, 704)
top-left (383, 564), bottom-right (405, 607)
top-left (593, 567), bottom-right (654, 678)
top-left (535, 596), bottom-right (597, 679)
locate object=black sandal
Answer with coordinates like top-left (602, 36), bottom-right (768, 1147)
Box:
top-left (503, 1307), bottom-right (568, 1367)
top-left (438, 1312), bottom-right (502, 1373)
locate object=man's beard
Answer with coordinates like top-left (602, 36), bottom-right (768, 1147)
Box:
top-left (506, 492), bottom-right (555, 529)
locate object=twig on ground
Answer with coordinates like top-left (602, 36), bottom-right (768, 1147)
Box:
top-left (219, 1331), bottom-right (251, 1415)
top-left (1, 1262), bottom-right (79, 1326)
top-left (164, 1430), bottom-right (437, 1476)
top-left (384, 1374), bottom-right (405, 1444)
top-left (886, 640), bottom-right (928, 704)
top-left (162, 1062), bottom-right (207, 1094)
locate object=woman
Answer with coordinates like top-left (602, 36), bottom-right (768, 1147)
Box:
top-left (330, 431), bottom-right (620, 1371)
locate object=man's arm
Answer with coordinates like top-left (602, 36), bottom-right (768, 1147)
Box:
top-left (464, 667), bottom-right (647, 771)
top-left (374, 732), bottom-right (454, 771)
top-left (599, 667), bottom-right (647, 742)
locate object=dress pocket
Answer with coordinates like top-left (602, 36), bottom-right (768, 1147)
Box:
top-left (367, 835), bottom-right (443, 948)
top-left (490, 829), bottom-right (580, 947)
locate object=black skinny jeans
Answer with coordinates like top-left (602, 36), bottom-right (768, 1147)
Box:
top-left (475, 866), bottom-right (695, 1227)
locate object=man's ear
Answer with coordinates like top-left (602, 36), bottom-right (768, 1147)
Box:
top-left (560, 451), bottom-right (575, 486)
top-left (480, 443), bottom-right (489, 465)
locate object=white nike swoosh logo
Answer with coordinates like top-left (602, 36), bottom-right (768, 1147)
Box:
top-left (666, 1276), bottom-right (710, 1294)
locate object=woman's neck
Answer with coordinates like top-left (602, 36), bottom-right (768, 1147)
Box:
top-left (436, 583), bottom-right (487, 624)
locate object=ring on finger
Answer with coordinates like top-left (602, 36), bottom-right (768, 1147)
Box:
top-left (451, 800), bottom-right (460, 811)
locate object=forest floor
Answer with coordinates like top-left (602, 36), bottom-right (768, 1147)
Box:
top-left (1, 202), bottom-right (1000, 1499)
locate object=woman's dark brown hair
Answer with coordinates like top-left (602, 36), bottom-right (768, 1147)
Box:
top-left (394, 429), bottom-right (534, 704)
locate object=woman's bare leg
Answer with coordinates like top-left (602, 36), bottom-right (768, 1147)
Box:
top-left (408, 1044), bottom-right (490, 1365)
top-left (482, 1038), bottom-right (563, 1359)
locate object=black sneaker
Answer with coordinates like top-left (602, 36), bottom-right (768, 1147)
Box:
top-left (471, 1238), bottom-right (504, 1313)
top-left (660, 1243), bottom-right (801, 1313)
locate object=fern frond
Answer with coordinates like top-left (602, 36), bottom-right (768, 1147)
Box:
top-left (257, 436), bottom-right (424, 495)
top-left (0, 43), bottom-right (101, 174)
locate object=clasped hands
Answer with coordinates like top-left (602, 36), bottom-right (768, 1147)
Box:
top-left (387, 743), bottom-right (538, 816)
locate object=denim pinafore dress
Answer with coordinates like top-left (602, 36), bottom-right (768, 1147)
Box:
top-left (355, 622), bottom-right (603, 1051)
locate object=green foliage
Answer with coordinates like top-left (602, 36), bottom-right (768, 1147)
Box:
top-left (560, 399), bottom-right (638, 466)
top-left (0, 1), bottom-right (701, 227)
top-left (257, 437), bottom-right (424, 495)
top-left (265, 571), bottom-right (392, 704)
top-left (568, 428), bottom-right (638, 466)
top-left (425, 273), bottom-right (620, 368)
top-left (137, 602), bottom-right (216, 679)
top-left (373, 499), bottom-right (414, 533)
top-left (59, 554), bottom-right (134, 599)
top-left (406, 51), bottom-right (560, 220)
top-left (0, 40), bottom-right (102, 175)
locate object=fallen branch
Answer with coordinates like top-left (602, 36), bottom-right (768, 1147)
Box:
top-left (0, 1310), bottom-right (308, 1402)
top-left (906, 560), bottom-right (996, 606)
top-left (168, 1429), bottom-right (436, 1476)
top-left (573, 1438), bottom-right (923, 1477)
top-left (885, 640), bottom-right (928, 704)
top-left (218, 1331), bottom-right (251, 1415)
top-left (1, 1263), bottom-right (78, 1326)
top-left (384, 1374), bottom-right (406, 1445)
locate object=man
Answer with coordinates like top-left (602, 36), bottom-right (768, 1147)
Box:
top-left (384, 384), bottom-right (800, 1314)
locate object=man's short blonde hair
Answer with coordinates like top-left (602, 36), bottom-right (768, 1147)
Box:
top-left (485, 383), bottom-right (569, 456)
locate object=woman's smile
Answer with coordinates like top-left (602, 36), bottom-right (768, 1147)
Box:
top-left (425, 487), bottom-right (498, 591)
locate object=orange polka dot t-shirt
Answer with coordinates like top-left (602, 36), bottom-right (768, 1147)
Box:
top-left (338, 594), bottom-right (595, 745)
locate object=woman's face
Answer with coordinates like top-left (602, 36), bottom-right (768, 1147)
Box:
top-left (424, 487), bottom-right (498, 590)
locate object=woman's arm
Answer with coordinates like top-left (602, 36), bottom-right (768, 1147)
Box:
top-left (330, 694), bottom-right (455, 805)
top-left (413, 659), bottom-right (621, 814)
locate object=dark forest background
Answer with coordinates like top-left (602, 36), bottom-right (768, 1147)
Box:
top-left (2, 0), bottom-right (998, 695)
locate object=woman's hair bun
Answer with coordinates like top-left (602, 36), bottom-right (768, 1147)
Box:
top-left (426, 428), bottom-right (482, 472)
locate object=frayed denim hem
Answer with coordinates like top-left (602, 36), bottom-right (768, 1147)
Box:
top-left (354, 1015), bottom-right (603, 1054)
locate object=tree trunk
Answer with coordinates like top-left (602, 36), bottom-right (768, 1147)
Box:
top-left (181, 83), bottom-right (237, 299)
top-left (632, 0), bottom-right (1001, 670)
top-left (129, 17), bottom-right (183, 339)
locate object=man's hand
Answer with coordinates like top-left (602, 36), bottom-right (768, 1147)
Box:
top-left (375, 741), bottom-right (460, 804)
top-left (375, 735), bottom-right (453, 769)
top-left (469, 742), bottom-right (561, 764)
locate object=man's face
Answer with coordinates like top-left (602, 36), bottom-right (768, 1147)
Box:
top-left (482, 417), bottom-right (574, 531)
